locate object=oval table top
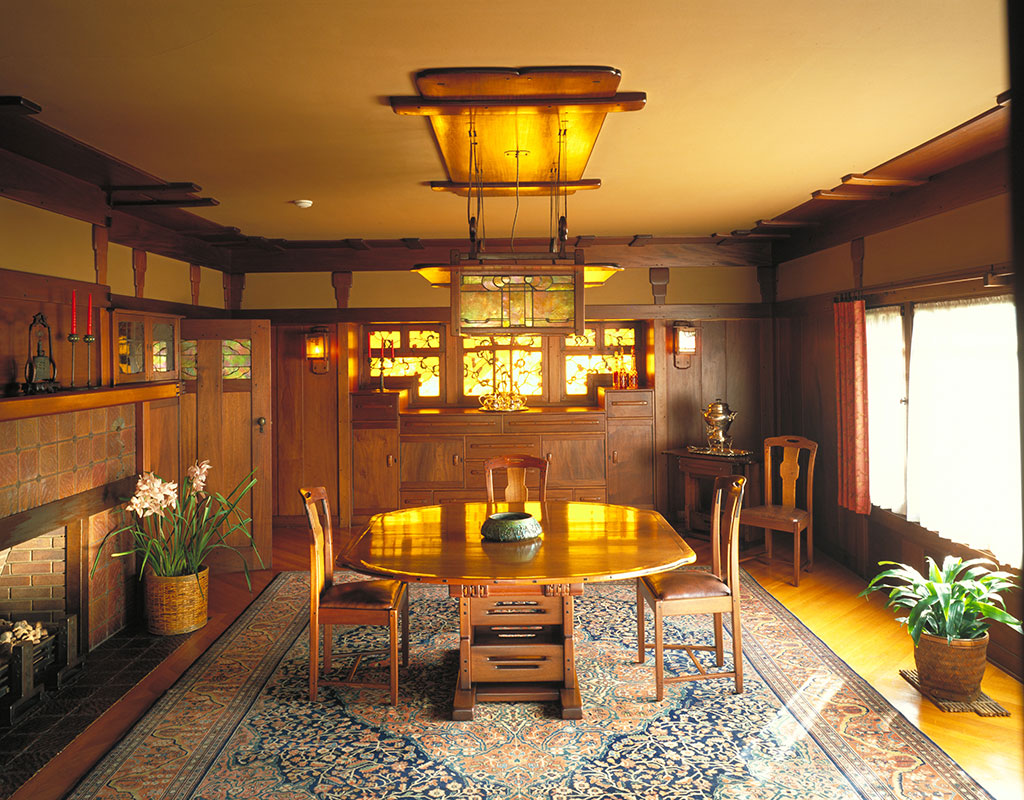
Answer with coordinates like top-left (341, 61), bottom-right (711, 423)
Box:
top-left (341, 500), bottom-right (696, 586)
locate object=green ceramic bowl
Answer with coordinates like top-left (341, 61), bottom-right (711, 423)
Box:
top-left (480, 511), bottom-right (542, 542)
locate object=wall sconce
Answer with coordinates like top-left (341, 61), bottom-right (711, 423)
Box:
top-left (305, 327), bottom-right (329, 374)
top-left (672, 322), bottom-right (697, 369)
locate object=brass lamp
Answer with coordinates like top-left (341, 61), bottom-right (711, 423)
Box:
top-left (672, 323), bottom-right (697, 369)
top-left (305, 328), bottom-right (329, 374)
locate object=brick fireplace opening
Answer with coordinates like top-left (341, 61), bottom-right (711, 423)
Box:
top-left (0, 406), bottom-right (139, 649)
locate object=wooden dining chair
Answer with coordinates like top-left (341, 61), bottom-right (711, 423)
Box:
top-left (739, 435), bottom-right (818, 586)
top-left (484, 454), bottom-right (549, 502)
top-left (299, 486), bottom-right (409, 704)
top-left (637, 475), bottom-right (745, 700)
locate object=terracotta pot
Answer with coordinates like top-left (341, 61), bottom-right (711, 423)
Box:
top-left (913, 631), bottom-right (989, 702)
top-left (143, 567), bottom-right (209, 635)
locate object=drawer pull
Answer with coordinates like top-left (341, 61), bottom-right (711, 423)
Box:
top-left (612, 450), bottom-right (618, 464)
top-left (495, 632), bottom-right (540, 638)
top-left (494, 600), bottom-right (538, 606)
top-left (386, 454), bottom-right (395, 467)
top-left (545, 453), bottom-right (552, 462)
top-left (487, 608), bottom-right (544, 615)
top-left (612, 400), bottom-right (649, 406)
top-left (452, 454), bottom-right (462, 466)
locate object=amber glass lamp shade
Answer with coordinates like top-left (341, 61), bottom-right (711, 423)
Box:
top-left (305, 329), bottom-right (329, 374)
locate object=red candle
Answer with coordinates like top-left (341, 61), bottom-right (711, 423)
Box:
top-left (390, 341), bottom-right (395, 361)
top-left (70, 290), bottom-right (77, 334)
top-left (86, 294), bottom-right (93, 335)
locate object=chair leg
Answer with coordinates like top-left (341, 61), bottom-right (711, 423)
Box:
top-left (765, 527), bottom-right (773, 562)
top-left (401, 590), bottom-right (410, 668)
top-left (807, 523), bottom-right (814, 572)
top-left (309, 619), bottom-right (319, 702)
top-left (389, 610), bottom-right (399, 705)
top-left (323, 623), bottom-right (332, 671)
top-left (793, 526), bottom-right (801, 587)
top-left (731, 604), bottom-right (744, 694)
top-left (654, 603), bottom-right (664, 702)
top-left (713, 612), bottom-right (724, 666)
top-left (637, 580), bottom-right (646, 664)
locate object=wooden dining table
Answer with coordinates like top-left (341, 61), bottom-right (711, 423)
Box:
top-left (341, 500), bottom-right (696, 720)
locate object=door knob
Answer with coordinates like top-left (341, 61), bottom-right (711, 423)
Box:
top-left (256, 416), bottom-right (267, 433)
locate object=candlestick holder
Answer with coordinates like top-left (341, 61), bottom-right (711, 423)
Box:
top-left (83, 334), bottom-right (96, 388)
top-left (67, 333), bottom-right (79, 388)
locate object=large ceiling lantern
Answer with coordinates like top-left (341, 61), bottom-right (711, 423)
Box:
top-left (390, 67), bottom-right (646, 336)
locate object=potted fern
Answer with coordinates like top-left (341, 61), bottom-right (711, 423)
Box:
top-left (861, 556), bottom-right (1021, 701)
top-left (93, 460), bottom-right (263, 635)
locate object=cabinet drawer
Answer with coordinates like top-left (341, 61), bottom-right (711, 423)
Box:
top-left (471, 645), bottom-right (565, 683)
top-left (465, 459), bottom-right (541, 489)
top-left (471, 596), bottom-right (563, 626)
top-left (603, 389), bottom-right (654, 419)
top-left (546, 488), bottom-right (574, 501)
top-left (352, 391), bottom-right (402, 422)
top-left (503, 414), bottom-right (605, 434)
top-left (399, 490), bottom-right (434, 508)
top-left (401, 415), bottom-right (501, 435)
top-left (464, 435), bottom-right (541, 460)
top-left (573, 488), bottom-right (607, 503)
top-left (434, 489), bottom-right (489, 503)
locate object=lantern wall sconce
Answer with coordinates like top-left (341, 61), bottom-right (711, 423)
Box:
top-left (672, 322), bottom-right (698, 369)
top-left (305, 327), bottom-right (329, 374)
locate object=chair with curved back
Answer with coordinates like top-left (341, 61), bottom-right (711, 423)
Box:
top-left (637, 474), bottom-right (746, 699)
top-left (739, 435), bottom-right (818, 586)
top-left (299, 486), bottom-right (409, 704)
top-left (484, 454), bottom-right (549, 503)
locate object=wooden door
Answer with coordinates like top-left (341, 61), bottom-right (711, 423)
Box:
top-left (180, 319), bottom-right (272, 572)
top-left (607, 419), bottom-right (655, 507)
top-left (352, 427), bottom-right (399, 517)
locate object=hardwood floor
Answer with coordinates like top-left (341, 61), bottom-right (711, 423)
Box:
top-left (12, 526), bottom-right (1023, 800)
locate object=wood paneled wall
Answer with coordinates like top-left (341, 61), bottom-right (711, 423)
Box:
top-left (272, 324), bottom-right (339, 522)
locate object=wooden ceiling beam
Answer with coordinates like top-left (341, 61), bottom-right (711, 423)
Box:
top-left (841, 173), bottom-right (928, 188)
top-left (107, 213), bottom-right (232, 269)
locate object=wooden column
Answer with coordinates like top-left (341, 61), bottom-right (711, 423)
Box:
top-left (757, 266), bottom-right (777, 304)
top-left (131, 248), bottom-right (146, 298)
top-left (649, 267), bottom-right (669, 305)
top-left (92, 225), bottom-right (108, 286)
top-left (332, 271), bottom-right (353, 308)
top-left (223, 272), bottom-right (245, 310)
top-left (851, 237), bottom-right (865, 289)
top-left (189, 264), bottom-right (202, 305)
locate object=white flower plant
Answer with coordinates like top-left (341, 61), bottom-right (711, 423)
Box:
top-left (92, 460), bottom-right (263, 589)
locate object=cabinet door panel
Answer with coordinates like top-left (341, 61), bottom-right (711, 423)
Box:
top-left (542, 434), bottom-right (605, 486)
top-left (400, 436), bottom-right (464, 487)
top-left (607, 420), bottom-right (654, 507)
top-left (353, 428), bottom-right (399, 515)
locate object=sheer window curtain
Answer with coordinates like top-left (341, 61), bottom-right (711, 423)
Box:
top-left (906, 297), bottom-right (1021, 567)
top-left (865, 306), bottom-right (907, 515)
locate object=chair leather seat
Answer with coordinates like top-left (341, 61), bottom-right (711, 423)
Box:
top-left (643, 570), bottom-right (730, 601)
top-left (321, 579), bottom-right (404, 610)
top-left (740, 504), bottom-right (809, 529)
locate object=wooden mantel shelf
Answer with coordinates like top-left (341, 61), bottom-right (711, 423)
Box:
top-left (0, 382), bottom-right (181, 422)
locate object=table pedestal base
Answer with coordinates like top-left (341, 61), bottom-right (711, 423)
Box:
top-left (451, 583), bottom-right (583, 721)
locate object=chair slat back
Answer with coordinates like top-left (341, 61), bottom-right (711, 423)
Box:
top-left (762, 436), bottom-right (818, 511)
top-left (299, 486), bottom-right (334, 603)
top-left (484, 454), bottom-right (549, 503)
top-left (710, 475), bottom-right (745, 588)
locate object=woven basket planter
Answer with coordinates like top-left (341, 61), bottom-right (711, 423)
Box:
top-left (143, 567), bottom-right (210, 636)
top-left (913, 631), bottom-right (989, 702)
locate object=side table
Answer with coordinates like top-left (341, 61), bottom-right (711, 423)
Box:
top-left (663, 448), bottom-right (761, 537)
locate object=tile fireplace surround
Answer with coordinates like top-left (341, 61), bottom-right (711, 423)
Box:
top-left (0, 405), bottom-right (137, 649)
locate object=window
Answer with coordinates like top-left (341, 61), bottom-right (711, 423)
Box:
top-left (564, 326), bottom-right (637, 397)
top-left (866, 297), bottom-right (1021, 567)
top-left (364, 327), bottom-right (442, 399)
top-left (461, 335), bottom-right (544, 398)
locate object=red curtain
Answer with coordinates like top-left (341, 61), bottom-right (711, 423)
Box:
top-left (834, 299), bottom-right (870, 514)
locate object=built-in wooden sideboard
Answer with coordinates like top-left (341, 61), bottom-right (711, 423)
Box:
top-left (351, 388), bottom-right (656, 521)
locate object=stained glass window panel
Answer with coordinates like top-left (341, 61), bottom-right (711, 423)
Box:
top-left (369, 330), bottom-right (401, 351)
top-left (181, 340), bottom-right (197, 379)
top-left (152, 322), bottom-right (175, 374)
top-left (384, 356), bottom-right (441, 396)
top-left (222, 339), bottom-right (251, 380)
top-left (604, 328), bottom-right (636, 348)
top-left (565, 329), bottom-right (598, 348)
top-left (458, 272), bottom-right (577, 331)
top-left (408, 330), bottom-right (441, 349)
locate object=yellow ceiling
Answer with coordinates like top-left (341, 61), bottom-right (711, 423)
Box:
top-left (0, 1), bottom-right (1008, 243)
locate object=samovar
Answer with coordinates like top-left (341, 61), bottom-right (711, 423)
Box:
top-left (702, 399), bottom-right (737, 452)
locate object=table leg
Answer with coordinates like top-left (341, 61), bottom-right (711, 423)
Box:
top-left (453, 594), bottom-right (476, 720)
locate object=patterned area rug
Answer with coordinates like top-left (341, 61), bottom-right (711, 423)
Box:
top-left (68, 571), bottom-right (995, 799)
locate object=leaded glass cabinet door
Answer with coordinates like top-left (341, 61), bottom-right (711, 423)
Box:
top-left (179, 318), bottom-right (272, 572)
